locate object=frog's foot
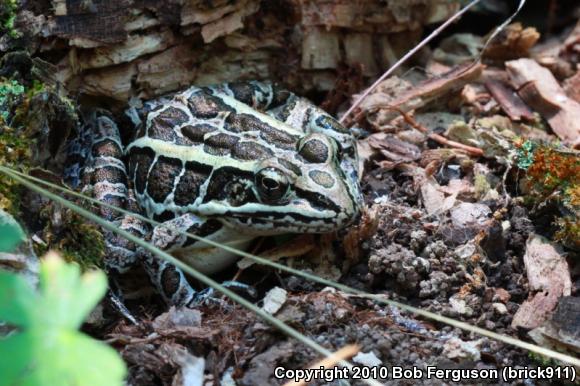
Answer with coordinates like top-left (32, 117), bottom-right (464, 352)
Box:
top-left (140, 213), bottom-right (227, 306)
top-left (140, 252), bottom-right (197, 306)
top-left (140, 213), bottom-right (257, 307)
top-left (189, 281), bottom-right (257, 308)
top-left (108, 288), bottom-right (139, 325)
top-left (104, 212), bottom-right (150, 322)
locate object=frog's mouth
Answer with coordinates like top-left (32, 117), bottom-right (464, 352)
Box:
top-left (221, 207), bottom-right (355, 234)
top-left (196, 183), bottom-right (360, 233)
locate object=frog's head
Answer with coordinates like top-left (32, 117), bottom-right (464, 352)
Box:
top-left (205, 133), bottom-right (362, 234)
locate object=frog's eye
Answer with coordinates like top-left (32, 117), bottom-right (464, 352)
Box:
top-left (256, 167), bottom-right (290, 203)
top-left (298, 135), bottom-right (331, 164)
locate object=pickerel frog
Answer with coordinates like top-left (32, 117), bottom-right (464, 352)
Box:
top-left (71, 81), bottom-right (362, 306)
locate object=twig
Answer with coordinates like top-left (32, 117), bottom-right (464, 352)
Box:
top-left (381, 105), bottom-right (484, 157)
top-left (339, 0), bottom-right (483, 124)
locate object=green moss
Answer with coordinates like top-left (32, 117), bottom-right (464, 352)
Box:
top-left (0, 74), bottom-right (100, 267)
top-left (0, 0), bottom-right (19, 39)
top-left (0, 125), bottom-right (32, 216)
top-left (0, 77), bottom-right (33, 216)
top-left (0, 78), bottom-right (25, 121)
top-left (36, 207), bottom-right (106, 270)
top-left (528, 351), bottom-right (558, 367)
top-left (474, 174), bottom-right (491, 199)
top-left (554, 217), bottom-right (580, 250)
top-left (59, 214), bottom-right (106, 269)
top-left (515, 139), bottom-right (536, 170)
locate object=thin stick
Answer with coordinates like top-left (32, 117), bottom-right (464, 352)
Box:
top-left (341, 0), bottom-right (528, 125)
top-left (4, 167), bottom-right (580, 368)
top-left (0, 166), bottom-right (384, 386)
top-left (381, 105), bottom-right (484, 157)
top-left (339, 0), bottom-right (483, 124)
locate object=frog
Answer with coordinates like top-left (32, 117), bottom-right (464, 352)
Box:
top-left (68, 81), bottom-right (362, 307)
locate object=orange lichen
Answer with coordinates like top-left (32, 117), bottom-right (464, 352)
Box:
top-left (515, 140), bottom-right (579, 247)
top-left (526, 147), bottom-right (579, 193)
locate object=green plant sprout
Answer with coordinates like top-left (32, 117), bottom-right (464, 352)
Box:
top-left (0, 253), bottom-right (126, 386)
top-left (0, 210), bottom-right (25, 252)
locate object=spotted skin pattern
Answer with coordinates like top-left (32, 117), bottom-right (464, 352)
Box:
top-left (76, 81), bottom-right (362, 306)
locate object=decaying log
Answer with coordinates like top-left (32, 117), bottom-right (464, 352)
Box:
top-left (9, 0), bottom-right (460, 103)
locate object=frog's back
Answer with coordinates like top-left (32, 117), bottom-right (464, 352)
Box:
top-left (126, 84), bottom-right (307, 221)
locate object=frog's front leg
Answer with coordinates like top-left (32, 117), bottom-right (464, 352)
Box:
top-left (140, 213), bottom-right (254, 306)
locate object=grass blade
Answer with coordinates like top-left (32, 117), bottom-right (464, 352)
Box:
top-left (2, 166), bottom-right (579, 367)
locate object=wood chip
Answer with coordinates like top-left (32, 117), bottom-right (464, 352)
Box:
top-left (506, 58), bottom-right (580, 147)
top-left (563, 70), bottom-right (580, 104)
top-left (343, 33), bottom-right (378, 76)
top-left (201, 2), bottom-right (259, 43)
top-left (181, 0), bottom-right (250, 26)
top-left (528, 296), bottom-right (580, 356)
top-left (483, 23), bottom-right (540, 60)
top-left (512, 234), bottom-right (572, 330)
top-left (420, 178), bottom-right (458, 215)
top-left (80, 63), bottom-right (137, 100)
top-left (368, 133), bottom-right (421, 162)
top-left (136, 44), bottom-right (198, 98)
top-left (301, 27), bottom-right (341, 70)
top-left (485, 79), bottom-right (534, 121)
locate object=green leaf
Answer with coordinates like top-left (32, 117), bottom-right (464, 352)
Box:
top-left (0, 210), bottom-right (25, 252)
top-left (0, 331), bottom-right (125, 386)
top-left (0, 333), bottom-right (33, 385)
top-left (0, 253), bottom-right (126, 386)
top-left (0, 270), bottom-right (36, 326)
top-left (39, 254), bottom-right (108, 330)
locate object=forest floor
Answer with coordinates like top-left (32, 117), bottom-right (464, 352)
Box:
top-left (95, 19), bottom-right (579, 386)
top-left (0, 2), bottom-right (578, 386)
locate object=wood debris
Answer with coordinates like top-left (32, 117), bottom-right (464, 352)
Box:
top-left (484, 79), bottom-right (535, 121)
top-left (360, 63), bottom-right (484, 127)
top-left (368, 133), bottom-right (422, 163)
top-left (563, 70), bottom-right (580, 103)
top-left (77, 30), bottom-right (176, 70)
top-left (512, 234), bottom-right (572, 330)
top-left (483, 23), bottom-right (540, 61)
top-left (506, 58), bottom-right (580, 147)
top-left (528, 297), bottom-right (580, 357)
